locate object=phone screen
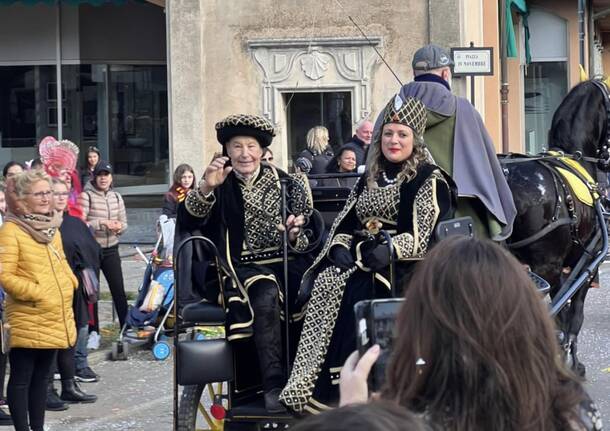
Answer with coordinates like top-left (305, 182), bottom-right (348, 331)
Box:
top-left (355, 298), bottom-right (404, 391)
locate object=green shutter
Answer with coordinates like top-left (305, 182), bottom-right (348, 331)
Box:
top-left (506, 0), bottom-right (531, 63)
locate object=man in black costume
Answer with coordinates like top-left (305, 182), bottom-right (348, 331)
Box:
top-left (176, 114), bottom-right (315, 413)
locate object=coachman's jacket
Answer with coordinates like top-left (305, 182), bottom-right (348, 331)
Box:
top-left (175, 163), bottom-right (316, 341)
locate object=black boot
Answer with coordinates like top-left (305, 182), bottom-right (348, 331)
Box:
top-left (250, 281), bottom-right (286, 413)
top-left (60, 379), bottom-right (97, 404)
top-left (0, 407), bottom-right (12, 426)
top-left (46, 382), bottom-right (69, 411)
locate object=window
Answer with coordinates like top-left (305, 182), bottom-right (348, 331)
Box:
top-left (284, 91), bottom-right (352, 165)
top-left (523, 9), bottom-right (568, 154)
top-left (0, 66), bottom-right (56, 150)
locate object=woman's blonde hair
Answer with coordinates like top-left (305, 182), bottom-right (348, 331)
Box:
top-left (365, 126), bottom-right (428, 188)
top-left (13, 170), bottom-right (52, 200)
top-left (306, 126), bottom-right (330, 154)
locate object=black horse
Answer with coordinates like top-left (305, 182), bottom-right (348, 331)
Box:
top-left (501, 79), bottom-right (610, 376)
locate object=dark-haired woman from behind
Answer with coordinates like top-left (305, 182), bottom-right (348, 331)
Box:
top-left (162, 164), bottom-right (195, 218)
top-left (340, 236), bottom-right (603, 431)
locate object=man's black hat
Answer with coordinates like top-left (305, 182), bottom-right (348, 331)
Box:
top-left (215, 114), bottom-right (276, 148)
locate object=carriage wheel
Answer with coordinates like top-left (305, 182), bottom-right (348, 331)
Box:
top-left (178, 383), bottom-right (225, 431)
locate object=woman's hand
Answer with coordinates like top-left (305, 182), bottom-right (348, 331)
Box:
top-left (339, 345), bottom-right (380, 407)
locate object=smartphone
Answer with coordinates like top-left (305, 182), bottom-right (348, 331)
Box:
top-left (354, 298), bottom-right (404, 391)
top-left (434, 216), bottom-right (474, 241)
top-left (224, 158), bottom-right (232, 168)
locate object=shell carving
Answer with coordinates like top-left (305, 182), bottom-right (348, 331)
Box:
top-left (300, 51), bottom-right (329, 80)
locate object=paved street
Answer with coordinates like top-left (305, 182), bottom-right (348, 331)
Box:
top-left (34, 253), bottom-right (610, 430)
top-left (580, 261), bottom-right (610, 426)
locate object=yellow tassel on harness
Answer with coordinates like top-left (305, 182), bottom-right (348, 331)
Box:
top-left (547, 151), bottom-right (599, 207)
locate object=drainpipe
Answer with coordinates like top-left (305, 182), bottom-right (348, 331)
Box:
top-left (499, 0), bottom-right (509, 153)
top-left (56, 0), bottom-right (63, 140)
top-left (578, 0), bottom-right (585, 69)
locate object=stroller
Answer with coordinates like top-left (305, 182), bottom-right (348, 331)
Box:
top-left (110, 215), bottom-right (176, 361)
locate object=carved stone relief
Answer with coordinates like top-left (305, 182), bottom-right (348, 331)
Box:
top-left (247, 37), bottom-right (382, 124)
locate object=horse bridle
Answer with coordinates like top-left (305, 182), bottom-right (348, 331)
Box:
top-left (589, 79), bottom-right (610, 170)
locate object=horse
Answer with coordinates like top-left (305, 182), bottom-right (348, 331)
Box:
top-left (501, 79), bottom-right (610, 376)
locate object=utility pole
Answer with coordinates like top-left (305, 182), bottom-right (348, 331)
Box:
top-left (499, 0), bottom-right (509, 153)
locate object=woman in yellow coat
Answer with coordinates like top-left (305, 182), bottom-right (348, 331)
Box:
top-left (0, 170), bottom-right (77, 431)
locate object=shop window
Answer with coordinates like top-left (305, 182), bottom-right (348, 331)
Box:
top-left (524, 9), bottom-right (568, 154)
top-left (284, 91), bottom-right (352, 166)
top-left (0, 66), bottom-right (56, 153)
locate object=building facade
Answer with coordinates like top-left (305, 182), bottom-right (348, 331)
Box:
top-left (0, 0), bottom-right (168, 195)
top-left (167, 0), bottom-right (466, 173)
top-left (2, 0), bottom-right (609, 197)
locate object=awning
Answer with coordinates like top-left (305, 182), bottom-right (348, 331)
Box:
top-left (0, 0), bottom-right (130, 5)
top-left (506, 0), bottom-right (531, 63)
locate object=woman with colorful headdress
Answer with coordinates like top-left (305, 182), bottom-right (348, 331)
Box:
top-left (280, 95), bottom-right (457, 413)
top-left (38, 136), bottom-right (83, 219)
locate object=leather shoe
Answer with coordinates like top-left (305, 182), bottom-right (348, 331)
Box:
top-left (60, 379), bottom-right (97, 404)
top-left (264, 388), bottom-right (287, 414)
top-left (46, 382), bottom-right (69, 411)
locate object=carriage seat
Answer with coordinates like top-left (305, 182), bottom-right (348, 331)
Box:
top-left (181, 301), bottom-right (225, 325)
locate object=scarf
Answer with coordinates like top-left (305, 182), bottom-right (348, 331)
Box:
top-left (4, 211), bottom-right (63, 244)
top-left (414, 73), bottom-right (452, 91)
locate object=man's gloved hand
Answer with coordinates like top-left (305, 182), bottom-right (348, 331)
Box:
top-left (359, 239), bottom-right (391, 272)
top-left (329, 246), bottom-right (355, 270)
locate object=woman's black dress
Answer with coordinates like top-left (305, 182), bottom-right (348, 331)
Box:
top-left (280, 163), bottom-right (455, 413)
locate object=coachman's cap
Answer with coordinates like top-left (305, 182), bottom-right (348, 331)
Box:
top-left (412, 43), bottom-right (454, 71)
top-left (382, 95), bottom-right (427, 138)
top-left (215, 114), bottom-right (276, 148)
top-left (93, 160), bottom-right (113, 176)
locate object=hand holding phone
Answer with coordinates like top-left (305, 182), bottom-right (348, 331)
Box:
top-left (339, 346), bottom-right (381, 407)
top-left (354, 298), bottom-right (404, 391)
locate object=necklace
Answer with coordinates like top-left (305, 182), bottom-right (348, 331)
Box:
top-left (381, 171), bottom-right (398, 184)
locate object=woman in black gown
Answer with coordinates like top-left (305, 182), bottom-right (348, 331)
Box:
top-left (281, 95), bottom-right (456, 413)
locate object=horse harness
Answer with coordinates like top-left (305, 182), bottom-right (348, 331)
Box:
top-left (499, 79), bottom-right (610, 250)
top-left (502, 155), bottom-right (593, 250)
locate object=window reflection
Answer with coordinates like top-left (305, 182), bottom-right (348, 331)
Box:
top-left (0, 64), bottom-right (169, 187)
top-left (109, 65), bottom-right (168, 186)
top-left (0, 66), bottom-right (56, 158)
top-left (524, 62), bottom-right (567, 155)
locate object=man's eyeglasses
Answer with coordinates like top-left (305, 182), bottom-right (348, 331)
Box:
top-left (53, 192), bottom-right (70, 198)
top-left (25, 191), bottom-right (53, 200)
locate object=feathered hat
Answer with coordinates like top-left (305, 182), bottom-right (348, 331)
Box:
top-left (38, 136), bottom-right (79, 177)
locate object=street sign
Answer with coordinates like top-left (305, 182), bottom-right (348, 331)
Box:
top-left (451, 46), bottom-right (494, 76)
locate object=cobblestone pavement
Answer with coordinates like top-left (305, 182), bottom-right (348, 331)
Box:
top-left (36, 250), bottom-right (610, 430)
top-left (45, 349), bottom-right (173, 431)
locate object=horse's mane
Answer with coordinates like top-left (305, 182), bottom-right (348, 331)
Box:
top-left (548, 80), bottom-right (606, 156)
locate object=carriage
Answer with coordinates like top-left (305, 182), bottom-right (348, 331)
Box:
top-left (171, 79), bottom-right (610, 431)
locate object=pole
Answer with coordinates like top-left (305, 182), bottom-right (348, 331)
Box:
top-left (469, 42), bottom-right (476, 107)
top-left (55, 0), bottom-right (63, 140)
top-left (499, 0), bottom-right (509, 153)
top-left (280, 178), bottom-right (291, 376)
top-left (578, 0), bottom-right (585, 68)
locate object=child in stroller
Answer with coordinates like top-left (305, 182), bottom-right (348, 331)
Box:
top-left (110, 215), bottom-right (175, 361)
